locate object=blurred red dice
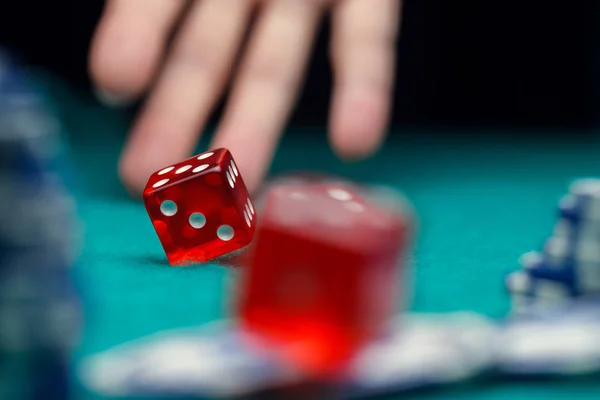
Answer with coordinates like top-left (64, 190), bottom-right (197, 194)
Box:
top-left (143, 148), bottom-right (256, 265)
top-left (238, 177), bottom-right (414, 376)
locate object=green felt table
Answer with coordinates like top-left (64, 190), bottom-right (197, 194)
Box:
top-left (40, 77), bottom-right (600, 399)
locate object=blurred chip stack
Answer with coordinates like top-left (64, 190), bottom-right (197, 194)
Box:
top-left (506, 179), bottom-right (600, 313)
top-left (0, 50), bottom-right (82, 399)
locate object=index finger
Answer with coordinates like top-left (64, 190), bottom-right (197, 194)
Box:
top-left (90, 0), bottom-right (186, 103)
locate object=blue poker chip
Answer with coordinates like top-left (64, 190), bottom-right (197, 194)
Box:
top-left (539, 236), bottom-right (574, 270)
top-left (559, 179), bottom-right (600, 223)
top-left (0, 48), bottom-right (83, 397)
top-left (0, 49), bottom-right (82, 400)
top-left (506, 178), bottom-right (600, 310)
top-left (0, 49), bottom-right (82, 255)
top-left (506, 273), bottom-right (577, 316)
top-left (0, 250), bottom-right (81, 352)
top-left (554, 215), bottom-right (600, 246)
top-left (516, 249), bottom-right (575, 290)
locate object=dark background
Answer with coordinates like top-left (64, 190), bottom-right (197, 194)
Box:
top-left (0, 0), bottom-right (596, 131)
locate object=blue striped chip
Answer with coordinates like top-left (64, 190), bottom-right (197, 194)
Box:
top-left (507, 178), bottom-right (600, 312)
top-left (0, 48), bottom-right (82, 400)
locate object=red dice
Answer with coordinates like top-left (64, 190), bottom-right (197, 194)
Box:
top-left (143, 148), bottom-right (256, 265)
top-left (237, 178), bottom-right (414, 376)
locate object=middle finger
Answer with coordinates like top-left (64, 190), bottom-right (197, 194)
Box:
top-left (211, 0), bottom-right (326, 192)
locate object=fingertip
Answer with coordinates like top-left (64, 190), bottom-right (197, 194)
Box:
top-left (89, 16), bottom-right (161, 105)
top-left (118, 154), bottom-right (148, 198)
top-left (118, 120), bottom-right (198, 199)
top-left (93, 88), bottom-right (135, 108)
top-left (330, 131), bottom-right (381, 161)
top-left (329, 91), bottom-right (389, 161)
top-left (211, 133), bottom-right (269, 195)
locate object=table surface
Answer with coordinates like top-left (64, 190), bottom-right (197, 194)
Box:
top-left (41, 76), bottom-right (600, 399)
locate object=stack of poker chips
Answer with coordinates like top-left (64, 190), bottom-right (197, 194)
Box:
top-left (0, 50), bottom-right (82, 399)
top-left (506, 178), bottom-right (600, 313)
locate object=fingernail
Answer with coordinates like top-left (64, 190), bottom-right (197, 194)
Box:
top-left (94, 88), bottom-right (133, 108)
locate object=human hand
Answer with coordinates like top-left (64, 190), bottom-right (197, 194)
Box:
top-left (90, 0), bottom-right (401, 195)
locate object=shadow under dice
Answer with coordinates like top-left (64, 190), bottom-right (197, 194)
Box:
top-left (238, 179), bottom-right (414, 376)
top-left (143, 148), bottom-right (256, 266)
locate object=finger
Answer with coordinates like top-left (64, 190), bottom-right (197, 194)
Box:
top-left (119, 0), bottom-right (255, 194)
top-left (211, 0), bottom-right (324, 192)
top-left (89, 0), bottom-right (186, 105)
top-left (329, 0), bottom-right (401, 159)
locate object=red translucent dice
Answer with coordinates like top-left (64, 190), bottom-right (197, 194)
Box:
top-left (143, 148), bottom-right (256, 265)
top-left (238, 177), bottom-right (414, 376)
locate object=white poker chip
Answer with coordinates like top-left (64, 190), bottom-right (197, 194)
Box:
top-left (80, 303), bottom-right (600, 398)
top-left (496, 298), bottom-right (600, 375)
top-left (342, 312), bottom-right (497, 397)
top-left (80, 313), bottom-right (498, 399)
top-left (79, 320), bottom-right (301, 398)
top-left (569, 179), bottom-right (600, 198)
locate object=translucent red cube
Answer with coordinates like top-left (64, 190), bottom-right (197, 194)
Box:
top-left (238, 177), bottom-right (414, 376)
top-left (143, 148), bottom-right (256, 265)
